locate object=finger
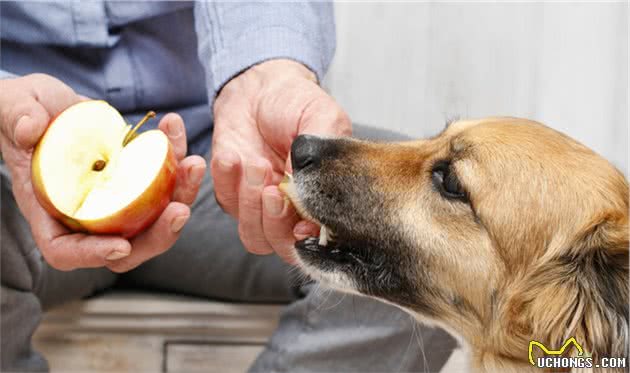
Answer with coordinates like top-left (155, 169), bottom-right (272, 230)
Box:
top-left (210, 149), bottom-right (241, 217)
top-left (262, 185), bottom-right (300, 264)
top-left (44, 234), bottom-right (132, 271)
top-left (172, 155), bottom-right (207, 205)
top-left (238, 159), bottom-right (273, 255)
top-left (158, 113), bottom-right (187, 161)
top-left (0, 74), bottom-right (80, 150)
top-left (4, 95), bottom-right (51, 150)
top-left (106, 202), bottom-right (190, 273)
top-left (293, 220), bottom-right (320, 241)
top-left (299, 96), bottom-right (353, 138)
top-left (29, 73), bottom-right (82, 117)
top-left (19, 179), bottom-right (132, 271)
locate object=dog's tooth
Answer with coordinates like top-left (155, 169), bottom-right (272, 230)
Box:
top-left (319, 225), bottom-right (329, 246)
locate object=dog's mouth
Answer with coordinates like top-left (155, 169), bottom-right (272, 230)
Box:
top-left (279, 173), bottom-right (333, 244)
top-left (279, 171), bottom-right (425, 310)
top-left (279, 173), bottom-right (378, 270)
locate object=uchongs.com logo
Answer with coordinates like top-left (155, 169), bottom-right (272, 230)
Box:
top-left (528, 337), bottom-right (627, 370)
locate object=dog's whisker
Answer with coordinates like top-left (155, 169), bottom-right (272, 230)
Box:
top-left (397, 314), bottom-right (418, 373)
top-left (413, 319), bottom-right (430, 373)
top-left (320, 291), bottom-right (347, 311)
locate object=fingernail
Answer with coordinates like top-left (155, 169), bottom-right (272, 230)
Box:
top-left (264, 193), bottom-right (285, 216)
top-left (167, 116), bottom-right (182, 137)
top-left (190, 164), bottom-right (205, 184)
top-left (246, 164), bottom-right (266, 186)
top-left (171, 215), bottom-right (189, 233)
top-left (105, 250), bottom-right (129, 261)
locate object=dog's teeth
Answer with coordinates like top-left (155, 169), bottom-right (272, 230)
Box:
top-left (319, 225), bottom-right (329, 246)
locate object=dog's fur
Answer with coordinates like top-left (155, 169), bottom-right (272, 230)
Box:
top-left (285, 118), bottom-right (629, 372)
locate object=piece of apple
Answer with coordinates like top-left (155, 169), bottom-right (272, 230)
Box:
top-left (31, 100), bottom-right (177, 238)
top-left (278, 172), bottom-right (330, 246)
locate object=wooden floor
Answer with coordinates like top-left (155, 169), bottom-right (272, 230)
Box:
top-left (33, 292), bottom-right (282, 372)
top-left (33, 292), bottom-right (467, 372)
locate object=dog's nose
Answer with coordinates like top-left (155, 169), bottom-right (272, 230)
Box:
top-left (291, 134), bottom-right (323, 171)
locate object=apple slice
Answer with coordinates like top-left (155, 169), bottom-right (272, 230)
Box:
top-left (278, 173), bottom-right (330, 246)
top-left (31, 100), bottom-right (177, 238)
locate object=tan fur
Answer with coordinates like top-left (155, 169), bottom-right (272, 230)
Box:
top-left (295, 117), bottom-right (629, 372)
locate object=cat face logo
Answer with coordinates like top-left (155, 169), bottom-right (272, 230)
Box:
top-left (528, 337), bottom-right (584, 365)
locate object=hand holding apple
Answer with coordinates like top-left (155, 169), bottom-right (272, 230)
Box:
top-left (0, 74), bottom-right (206, 272)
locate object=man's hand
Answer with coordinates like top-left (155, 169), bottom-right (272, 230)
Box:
top-left (211, 59), bottom-right (352, 263)
top-left (0, 73), bottom-right (206, 272)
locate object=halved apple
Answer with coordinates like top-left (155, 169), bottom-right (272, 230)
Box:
top-left (31, 100), bottom-right (177, 238)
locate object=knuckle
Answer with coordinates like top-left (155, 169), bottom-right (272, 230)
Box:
top-left (25, 73), bottom-right (48, 84)
top-left (238, 225), bottom-right (270, 255)
top-left (26, 73), bottom-right (56, 89)
top-left (27, 73), bottom-right (74, 98)
top-left (240, 195), bottom-right (261, 212)
top-left (214, 193), bottom-right (238, 213)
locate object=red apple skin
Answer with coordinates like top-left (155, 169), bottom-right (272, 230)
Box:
top-left (32, 133), bottom-right (178, 239)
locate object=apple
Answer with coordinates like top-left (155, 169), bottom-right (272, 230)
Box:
top-left (278, 172), bottom-right (330, 246)
top-left (31, 100), bottom-right (177, 238)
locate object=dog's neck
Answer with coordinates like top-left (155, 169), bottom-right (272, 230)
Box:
top-left (417, 273), bottom-right (629, 373)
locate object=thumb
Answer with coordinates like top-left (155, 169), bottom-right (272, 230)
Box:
top-left (0, 74), bottom-right (82, 150)
top-left (284, 96), bottom-right (352, 174)
top-left (298, 95), bottom-right (352, 138)
top-left (11, 96), bottom-right (52, 149)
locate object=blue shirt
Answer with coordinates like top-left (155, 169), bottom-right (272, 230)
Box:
top-left (0, 1), bottom-right (335, 156)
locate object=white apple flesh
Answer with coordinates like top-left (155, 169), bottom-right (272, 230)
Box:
top-left (31, 100), bottom-right (177, 238)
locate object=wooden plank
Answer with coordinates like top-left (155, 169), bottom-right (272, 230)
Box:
top-left (34, 333), bottom-right (163, 372)
top-left (36, 292), bottom-right (282, 340)
top-left (165, 342), bottom-right (265, 373)
top-left (32, 292), bottom-right (282, 372)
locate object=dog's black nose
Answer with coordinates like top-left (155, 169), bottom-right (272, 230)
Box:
top-left (291, 134), bottom-right (322, 171)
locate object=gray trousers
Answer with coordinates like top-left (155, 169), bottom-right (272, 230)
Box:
top-left (1, 125), bottom-right (456, 372)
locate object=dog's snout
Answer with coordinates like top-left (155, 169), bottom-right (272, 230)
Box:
top-left (291, 134), bottom-right (323, 171)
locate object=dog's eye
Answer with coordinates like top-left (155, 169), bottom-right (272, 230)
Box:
top-left (431, 161), bottom-right (467, 201)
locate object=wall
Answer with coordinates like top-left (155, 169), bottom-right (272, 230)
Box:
top-left (325, 2), bottom-right (628, 173)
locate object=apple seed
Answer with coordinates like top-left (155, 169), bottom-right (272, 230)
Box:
top-left (92, 160), bottom-right (106, 171)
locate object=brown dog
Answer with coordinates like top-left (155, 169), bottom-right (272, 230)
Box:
top-left (282, 118), bottom-right (628, 372)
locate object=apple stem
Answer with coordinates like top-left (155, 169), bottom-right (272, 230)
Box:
top-left (123, 111), bottom-right (156, 146)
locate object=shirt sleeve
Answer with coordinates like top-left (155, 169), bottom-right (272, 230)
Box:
top-left (193, 1), bottom-right (336, 107)
top-left (0, 69), bottom-right (16, 79)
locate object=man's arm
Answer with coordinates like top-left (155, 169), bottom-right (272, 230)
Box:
top-left (194, 2), bottom-right (350, 262)
top-left (193, 1), bottom-right (336, 107)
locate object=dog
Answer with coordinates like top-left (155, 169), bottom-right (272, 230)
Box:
top-left (281, 117), bottom-right (628, 372)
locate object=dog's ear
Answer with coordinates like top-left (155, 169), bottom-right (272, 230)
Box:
top-left (568, 212), bottom-right (628, 359)
top-left (505, 211), bottom-right (628, 361)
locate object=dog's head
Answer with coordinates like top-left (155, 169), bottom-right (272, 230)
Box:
top-left (284, 118), bottom-right (628, 369)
